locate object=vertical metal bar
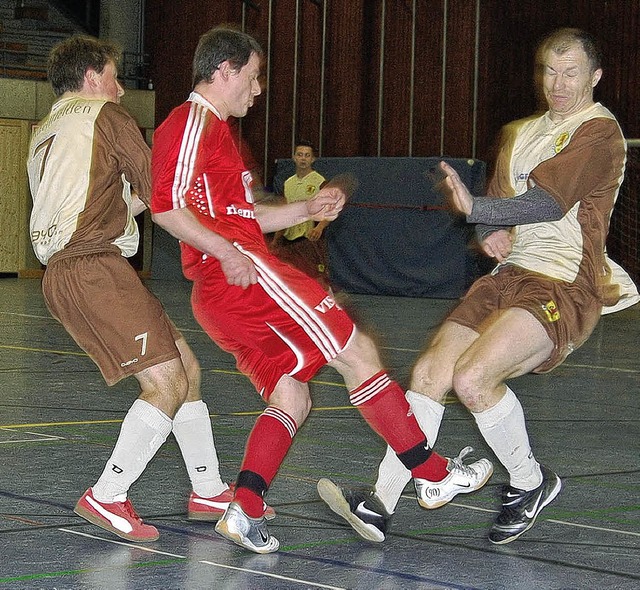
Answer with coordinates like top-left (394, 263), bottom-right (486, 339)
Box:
top-left (471, 0), bottom-right (480, 159)
top-left (318, 0), bottom-right (327, 156)
top-left (408, 0), bottom-right (416, 156)
top-left (440, 0), bottom-right (448, 156)
top-left (377, 0), bottom-right (386, 156)
top-left (291, 0), bottom-right (301, 153)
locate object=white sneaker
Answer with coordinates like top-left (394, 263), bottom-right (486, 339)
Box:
top-left (415, 446), bottom-right (493, 509)
top-left (215, 502), bottom-right (279, 554)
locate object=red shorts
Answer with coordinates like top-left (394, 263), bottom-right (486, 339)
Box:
top-left (448, 264), bottom-right (602, 372)
top-left (191, 246), bottom-right (355, 398)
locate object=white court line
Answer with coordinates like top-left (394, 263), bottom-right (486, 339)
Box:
top-left (58, 528), bottom-right (347, 590)
top-left (0, 427), bottom-right (64, 444)
top-left (545, 519), bottom-right (640, 538)
top-left (0, 312), bottom-right (56, 320)
top-left (401, 495), bottom-right (640, 539)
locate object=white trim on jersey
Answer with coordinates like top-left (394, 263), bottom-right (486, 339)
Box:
top-left (171, 100), bottom-right (207, 209)
top-left (202, 173), bottom-right (215, 217)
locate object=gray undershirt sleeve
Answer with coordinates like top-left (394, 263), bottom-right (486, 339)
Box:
top-left (467, 186), bottom-right (564, 226)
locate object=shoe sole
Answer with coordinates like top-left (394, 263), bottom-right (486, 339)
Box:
top-left (215, 517), bottom-right (279, 554)
top-left (418, 463), bottom-right (495, 510)
top-left (489, 475), bottom-right (563, 545)
top-left (188, 509), bottom-right (276, 522)
top-left (188, 510), bottom-right (225, 522)
top-left (317, 478), bottom-right (385, 543)
top-left (74, 503), bottom-right (159, 543)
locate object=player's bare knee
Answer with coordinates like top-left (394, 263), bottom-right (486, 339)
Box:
top-left (451, 360), bottom-right (493, 409)
top-left (410, 354), bottom-right (451, 400)
top-left (269, 377), bottom-right (312, 425)
top-left (136, 359), bottom-right (190, 417)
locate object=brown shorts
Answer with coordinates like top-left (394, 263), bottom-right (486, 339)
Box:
top-left (43, 251), bottom-right (181, 385)
top-left (448, 265), bottom-right (602, 372)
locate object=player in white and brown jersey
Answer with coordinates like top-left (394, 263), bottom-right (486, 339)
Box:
top-left (151, 25), bottom-right (493, 554)
top-left (26, 35), bottom-right (244, 543)
top-left (322, 28), bottom-right (639, 546)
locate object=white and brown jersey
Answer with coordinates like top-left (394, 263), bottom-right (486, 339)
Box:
top-left (489, 103), bottom-right (638, 314)
top-left (27, 96), bottom-right (151, 265)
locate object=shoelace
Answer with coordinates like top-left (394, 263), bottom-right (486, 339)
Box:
top-left (448, 445), bottom-right (476, 476)
top-left (121, 499), bottom-right (144, 523)
top-left (496, 486), bottom-right (539, 522)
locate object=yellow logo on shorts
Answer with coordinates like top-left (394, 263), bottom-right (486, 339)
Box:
top-left (542, 300), bottom-right (560, 322)
top-left (554, 132), bottom-right (570, 154)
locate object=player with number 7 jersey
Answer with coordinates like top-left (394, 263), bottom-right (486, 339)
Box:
top-left (26, 34), bottom-right (239, 543)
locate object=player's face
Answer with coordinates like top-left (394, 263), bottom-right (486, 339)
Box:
top-left (226, 52), bottom-right (262, 118)
top-left (293, 146), bottom-right (315, 172)
top-left (93, 60), bottom-right (124, 104)
top-left (541, 44), bottom-right (601, 122)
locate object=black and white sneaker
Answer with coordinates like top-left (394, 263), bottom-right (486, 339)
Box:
top-left (317, 478), bottom-right (392, 542)
top-left (488, 464), bottom-right (562, 545)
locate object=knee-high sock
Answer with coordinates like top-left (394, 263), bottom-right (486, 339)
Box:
top-left (349, 372), bottom-right (448, 481)
top-left (235, 406), bottom-right (297, 518)
top-left (172, 400), bottom-right (226, 497)
top-left (472, 387), bottom-right (542, 491)
top-left (92, 399), bottom-right (172, 502)
top-left (374, 390), bottom-right (446, 512)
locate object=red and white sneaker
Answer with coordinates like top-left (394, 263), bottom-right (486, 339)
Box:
top-left (74, 488), bottom-right (159, 542)
top-left (188, 483), bottom-right (276, 521)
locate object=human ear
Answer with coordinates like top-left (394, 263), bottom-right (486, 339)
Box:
top-left (592, 68), bottom-right (602, 87)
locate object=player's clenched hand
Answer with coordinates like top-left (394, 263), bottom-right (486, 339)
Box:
top-left (481, 229), bottom-right (513, 262)
top-left (307, 187), bottom-right (346, 221)
top-left (217, 248), bottom-right (258, 288)
top-left (439, 161), bottom-right (473, 216)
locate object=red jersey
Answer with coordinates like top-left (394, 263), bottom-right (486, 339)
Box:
top-left (151, 92), bottom-right (264, 278)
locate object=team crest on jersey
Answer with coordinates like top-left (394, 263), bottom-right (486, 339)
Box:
top-left (554, 132), bottom-right (570, 154)
top-left (306, 185), bottom-right (318, 195)
top-left (542, 300), bottom-right (560, 322)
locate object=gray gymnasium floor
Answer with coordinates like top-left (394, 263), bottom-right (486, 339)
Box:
top-left (0, 276), bottom-right (638, 589)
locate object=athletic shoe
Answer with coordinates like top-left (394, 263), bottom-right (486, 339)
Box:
top-left (415, 446), bottom-right (494, 509)
top-left (188, 484), bottom-right (276, 521)
top-left (215, 502), bottom-right (279, 554)
top-left (488, 464), bottom-right (562, 544)
top-left (74, 487), bottom-right (159, 542)
top-left (317, 478), bottom-right (392, 542)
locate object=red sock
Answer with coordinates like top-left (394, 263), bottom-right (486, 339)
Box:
top-left (235, 406), bottom-right (297, 518)
top-left (350, 371), bottom-right (449, 481)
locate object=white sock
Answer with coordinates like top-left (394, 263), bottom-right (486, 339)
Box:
top-left (172, 400), bottom-right (226, 497)
top-left (374, 390), bottom-right (446, 513)
top-left (472, 387), bottom-right (542, 491)
top-left (92, 399), bottom-right (173, 503)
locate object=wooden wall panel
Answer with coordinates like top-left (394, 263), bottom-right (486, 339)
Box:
top-left (412, 0), bottom-right (445, 156)
top-left (145, 1), bottom-right (242, 126)
top-left (442, 0), bottom-right (478, 158)
top-left (0, 119), bottom-right (40, 275)
top-left (145, 0), bottom-right (640, 180)
top-left (379, 1), bottom-right (414, 156)
top-left (0, 122), bottom-right (26, 272)
top-left (294, 0), bottom-right (325, 153)
top-left (322, 1), bottom-right (368, 156)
